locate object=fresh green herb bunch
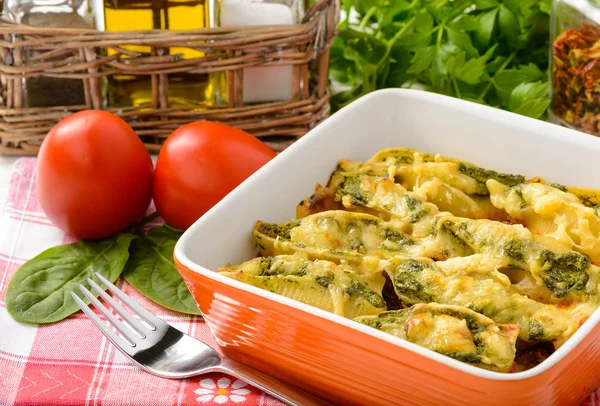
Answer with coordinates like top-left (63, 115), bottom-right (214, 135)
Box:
top-left (330, 0), bottom-right (552, 118)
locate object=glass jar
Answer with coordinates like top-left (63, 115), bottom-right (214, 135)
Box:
top-left (3, 0), bottom-right (96, 107)
top-left (207, 0), bottom-right (307, 105)
top-left (549, 0), bottom-right (600, 136)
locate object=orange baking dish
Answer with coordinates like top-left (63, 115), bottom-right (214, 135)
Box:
top-left (174, 89), bottom-right (600, 405)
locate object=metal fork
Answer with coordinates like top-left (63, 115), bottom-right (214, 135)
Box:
top-left (71, 273), bottom-right (329, 406)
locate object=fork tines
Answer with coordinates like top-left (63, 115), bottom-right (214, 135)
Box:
top-left (70, 273), bottom-right (162, 350)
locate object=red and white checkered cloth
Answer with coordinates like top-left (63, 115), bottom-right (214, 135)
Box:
top-left (0, 158), bottom-right (285, 406)
top-left (1, 158), bottom-right (600, 406)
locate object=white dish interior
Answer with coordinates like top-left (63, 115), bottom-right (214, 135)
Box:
top-left (175, 89), bottom-right (600, 381)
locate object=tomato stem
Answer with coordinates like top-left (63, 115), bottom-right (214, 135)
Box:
top-left (128, 212), bottom-right (161, 235)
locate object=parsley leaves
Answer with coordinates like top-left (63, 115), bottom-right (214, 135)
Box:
top-left (330, 0), bottom-right (551, 118)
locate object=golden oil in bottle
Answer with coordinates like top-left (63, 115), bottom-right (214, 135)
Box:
top-left (101, 0), bottom-right (211, 108)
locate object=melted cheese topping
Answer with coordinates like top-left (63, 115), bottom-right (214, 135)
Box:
top-left (254, 211), bottom-right (469, 263)
top-left (219, 255), bottom-right (387, 319)
top-left (406, 313), bottom-right (477, 354)
top-left (382, 255), bottom-right (584, 343)
top-left (334, 148), bottom-right (521, 220)
top-left (333, 173), bottom-right (600, 303)
top-left (488, 180), bottom-right (600, 264)
top-left (355, 303), bottom-right (519, 372)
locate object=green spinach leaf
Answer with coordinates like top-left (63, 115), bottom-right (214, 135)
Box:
top-left (6, 234), bottom-right (135, 324)
top-left (123, 225), bottom-right (200, 315)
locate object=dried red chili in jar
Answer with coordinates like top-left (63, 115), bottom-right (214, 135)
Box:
top-left (550, 1), bottom-right (600, 136)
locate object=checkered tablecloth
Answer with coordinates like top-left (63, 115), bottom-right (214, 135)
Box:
top-left (0, 158), bottom-right (285, 406)
top-left (1, 158), bottom-right (600, 406)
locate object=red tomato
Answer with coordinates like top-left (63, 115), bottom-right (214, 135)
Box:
top-left (154, 121), bottom-right (276, 230)
top-left (36, 110), bottom-right (154, 240)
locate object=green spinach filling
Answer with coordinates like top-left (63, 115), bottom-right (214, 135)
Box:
top-left (458, 162), bottom-right (525, 195)
top-left (258, 221), bottom-right (300, 240)
top-left (344, 279), bottom-right (387, 308)
top-left (549, 183), bottom-right (568, 192)
top-left (528, 319), bottom-right (545, 341)
top-left (382, 228), bottom-right (416, 247)
top-left (537, 251), bottom-right (590, 298)
top-left (511, 185), bottom-right (529, 209)
top-left (502, 240), bottom-right (525, 264)
top-left (356, 306), bottom-right (498, 366)
top-left (391, 259), bottom-right (434, 303)
top-left (315, 272), bottom-right (335, 288)
top-left (337, 175), bottom-right (370, 205)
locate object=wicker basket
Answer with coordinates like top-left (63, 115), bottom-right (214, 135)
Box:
top-left (0, 0), bottom-right (339, 154)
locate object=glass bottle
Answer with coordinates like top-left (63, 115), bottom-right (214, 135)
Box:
top-left (549, 0), bottom-right (600, 136)
top-left (98, 0), bottom-right (216, 108)
top-left (3, 0), bottom-right (95, 107)
top-left (208, 0), bottom-right (307, 105)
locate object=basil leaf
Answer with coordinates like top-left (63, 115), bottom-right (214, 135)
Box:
top-left (6, 234), bottom-right (136, 324)
top-left (122, 225), bottom-right (201, 315)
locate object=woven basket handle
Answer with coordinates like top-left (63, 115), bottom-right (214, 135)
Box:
top-left (304, 0), bottom-right (339, 97)
top-left (304, 0), bottom-right (340, 52)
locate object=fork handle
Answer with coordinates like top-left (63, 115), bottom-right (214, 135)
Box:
top-left (217, 358), bottom-right (332, 406)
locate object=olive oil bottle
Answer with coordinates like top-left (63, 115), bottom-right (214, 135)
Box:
top-left (101, 0), bottom-right (214, 107)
